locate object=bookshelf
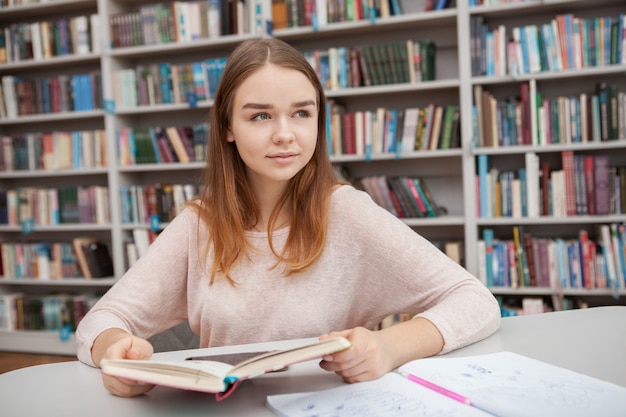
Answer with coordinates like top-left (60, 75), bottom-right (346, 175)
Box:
top-left (466, 0), bottom-right (626, 314)
top-left (1, 0), bottom-right (624, 354)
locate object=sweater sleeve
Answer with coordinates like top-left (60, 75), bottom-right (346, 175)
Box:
top-left (75, 209), bottom-right (196, 366)
top-left (330, 186), bottom-right (501, 354)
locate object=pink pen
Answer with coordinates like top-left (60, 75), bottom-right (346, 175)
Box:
top-left (399, 370), bottom-right (472, 406)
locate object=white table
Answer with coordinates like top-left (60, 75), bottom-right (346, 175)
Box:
top-left (1, 306), bottom-right (625, 417)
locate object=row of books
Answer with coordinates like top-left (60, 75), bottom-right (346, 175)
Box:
top-left (327, 102), bottom-right (460, 157)
top-left (302, 39), bottom-right (436, 90)
top-left (470, 13), bottom-right (626, 77)
top-left (113, 58), bottom-right (226, 109)
top-left (110, 0), bottom-right (264, 48)
top-left (0, 238), bottom-right (113, 280)
top-left (117, 124), bottom-right (208, 165)
top-left (0, 185), bottom-right (110, 227)
top-left (272, 0), bottom-right (420, 30)
top-left (0, 292), bottom-right (99, 332)
top-left (473, 81), bottom-right (625, 148)
top-left (0, 130), bottom-right (107, 172)
top-left (358, 175), bottom-right (445, 219)
top-left (0, 72), bottom-right (103, 119)
top-left (0, 14), bottom-right (100, 64)
top-left (107, 0), bottom-right (432, 49)
top-left (119, 183), bottom-right (200, 225)
top-left (478, 224), bottom-right (626, 292)
top-left (477, 151), bottom-right (624, 219)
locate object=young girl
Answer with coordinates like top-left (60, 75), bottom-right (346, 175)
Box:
top-left (76, 38), bottom-right (500, 397)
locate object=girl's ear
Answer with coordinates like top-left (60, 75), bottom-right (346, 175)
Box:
top-left (226, 128), bottom-right (235, 143)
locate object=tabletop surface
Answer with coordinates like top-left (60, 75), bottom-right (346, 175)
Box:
top-left (1, 306), bottom-right (625, 417)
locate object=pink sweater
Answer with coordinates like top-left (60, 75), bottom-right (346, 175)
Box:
top-left (76, 185), bottom-right (500, 366)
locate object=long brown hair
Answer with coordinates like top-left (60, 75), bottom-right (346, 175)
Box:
top-left (194, 38), bottom-right (338, 284)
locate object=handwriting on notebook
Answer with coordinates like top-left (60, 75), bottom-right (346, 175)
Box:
top-left (266, 373), bottom-right (491, 417)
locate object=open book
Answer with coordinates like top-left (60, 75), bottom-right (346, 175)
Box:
top-left (100, 337), bottom-right (351, 400)
top-left (266, 351), bottom-right (626, 417)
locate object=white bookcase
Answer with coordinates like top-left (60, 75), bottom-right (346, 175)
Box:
top-left (466, 0), bottom-right (626, 314)
top-left (0, 0), bottom-right (624, 354)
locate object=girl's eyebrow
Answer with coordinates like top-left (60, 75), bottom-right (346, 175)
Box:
top-left (293, 100), bottom-right (316, 107)
top-left (241, 100), bottom-right (316, 110)
top-left (242, 103), bottom-right (271, 110)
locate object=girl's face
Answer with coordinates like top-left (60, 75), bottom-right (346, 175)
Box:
top-left (227, 64), bottom-right (318, 195)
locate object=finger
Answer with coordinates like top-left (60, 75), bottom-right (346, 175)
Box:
top-left (103, 374), bottom-right (154, 397)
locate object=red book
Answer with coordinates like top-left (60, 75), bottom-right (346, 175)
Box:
top-left (342, 112), bottom-right (356, 155)
top-left (584, 155), bottom-right (596, 215)
top-left (594, 155), bottom-right (610, 215)
top-left (561, 150), bottom-right (577, 216)
top-left (405, 177), bottom-right (427, 216)
top-left (520, 83), bottom-right (531, 145)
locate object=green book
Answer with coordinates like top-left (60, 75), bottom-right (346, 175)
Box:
top-left (439, 105), bottom-right (457, 150)
top-left (420, 40), bottom-right (436, 81)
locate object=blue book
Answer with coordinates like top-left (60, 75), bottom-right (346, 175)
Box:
top-left (434, 0), bottom-right (449, 10)
top-left (518, 168), bottom-right (528, 217)
top-left (40, 78), bottom-right (51, 113)
top-left (159, 63), bottom-right (172, 104)
top-left (478, 154), bottom-right (489, 218)
top-left (83, 74), bottom-right (94, 110)
top-left (71, 75), bottom-right (81, 111)
top-left (338, 47), bottom-right (348, 89)
top-left (389, 0), bottom-right (402, 15)
top-left (119, 186), bottom-right (130, 224)
top-left (564, 14), bottom-right (574, 69)
top-left (486, 31), bottom-right (494, 76)
top-left (386, 109), bottom-right (398, 154)
top-left (618, 14), bottom-right (625, 64)
top-left (518, 26), bottom-right (530, 74)
top-left (567, 243), bottom-right (579, 288)
top-left (127, 129), bottom-right (136, 165)
top-left (191, 62), bottom-right (207, 101)
top-left (555, 238), bottom-right (568, 288)
top-left (483, 228), bottom-right (495, 287)
top-left (495, 242), bottom-right (507, 287)
top-left (72, 131), bottom-right (81, 168)
top-left (570, 96), bottom-right (580, 142)
top-left (148, 128), bottom-right (162, 163)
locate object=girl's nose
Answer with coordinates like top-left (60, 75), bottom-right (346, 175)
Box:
top-left (272, 117), bottom-right (295, 143)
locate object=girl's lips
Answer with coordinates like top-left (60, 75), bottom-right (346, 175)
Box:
top-left (269, 152), bottom-right (297, 158)
top-left (268, 153), bottom-right (298, 164)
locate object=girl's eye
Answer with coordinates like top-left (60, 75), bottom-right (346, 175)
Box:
top-left (251, 113), bottom-right (269, 121)
top-left (294, 110), bottom-right (311, 118)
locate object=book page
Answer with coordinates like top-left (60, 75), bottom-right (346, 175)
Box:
top-left (399, 351), bottom-right (626, 417)
top-left (266, 373), bottom-right (494, 417)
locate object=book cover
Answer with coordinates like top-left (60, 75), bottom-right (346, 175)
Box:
top-left (101, 337), bottom-right (351, 399)
top-left (560, 150), bottom-right (577, 216)
top-left (388, 178), bottom-right (420, 218)
top-left (165, 127), bottom-right (191, 163)
top-left (81, 241), bottom-right (114, 278)
top-left (594, 154), bottom-right (610, 215)
top-left (72, 237), bottom-right (97, 279)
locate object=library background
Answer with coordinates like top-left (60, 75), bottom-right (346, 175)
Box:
top-left (0, 0), bottom-right (625, 356)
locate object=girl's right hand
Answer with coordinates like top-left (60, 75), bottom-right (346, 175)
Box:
top-left (93, 329), bottom-right (155, 397)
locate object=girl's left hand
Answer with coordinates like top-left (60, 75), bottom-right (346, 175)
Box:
top-left (318, 327), bottom-right (396, 383)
